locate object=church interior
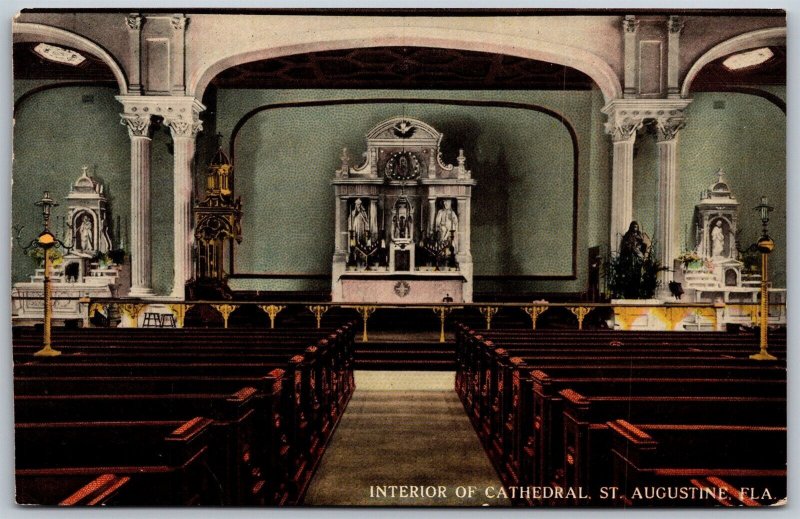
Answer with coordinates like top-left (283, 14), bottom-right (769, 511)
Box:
top-left (10, 9), bottom-right (787, 507)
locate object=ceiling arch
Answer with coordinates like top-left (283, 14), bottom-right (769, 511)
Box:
top-left (190, 27), bottom-right (622, 102)
top-left (13, 22), bottom-right (128, 95)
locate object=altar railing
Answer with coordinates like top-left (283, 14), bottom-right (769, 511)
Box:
top-left (12, 296), bottom-right (786, 343)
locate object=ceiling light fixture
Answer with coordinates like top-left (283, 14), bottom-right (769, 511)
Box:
top-left (33, 43), bottom-right (86, 66)
top-left (722, 47), bottom-right (774, 71)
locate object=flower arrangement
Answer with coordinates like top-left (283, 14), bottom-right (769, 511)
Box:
top-left (605, 253), bottom-right (665, 299)
top-left (676, 250), bottom-right (701, 265)
top-left (92, 249), bottom-right (126, 268)
top-left (28, 246), bottom-right (64, 268)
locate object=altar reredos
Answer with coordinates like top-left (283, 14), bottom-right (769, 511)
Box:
top-left (331, 117), bottom-right (475, 303)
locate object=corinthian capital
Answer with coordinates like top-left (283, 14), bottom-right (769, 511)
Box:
top-left (165, 117), bottom-right (203, 138)
top-left (668, 16), bottom-right (685, 35)
top-left (654, 117), bottom-right (685, 142)
top-left (126, 14), bottom-right (143, 30)
top-left (171, 15), bottom-right (188, 30)
top-left (623, 15), bottom-right (639, 33)
top-left (120, 114), bottom-right (151, 138)
top-left (605, 118), bottom-right (643, 143)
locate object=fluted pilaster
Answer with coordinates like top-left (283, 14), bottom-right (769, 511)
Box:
top-left (655, 117), bottom-right (685, 293)
top-left (121, 114), bottom-right (154, 296)
top-left (166, 118), bottom-right (202, 299)
top-left (605, 119), bottom-right (642, 251)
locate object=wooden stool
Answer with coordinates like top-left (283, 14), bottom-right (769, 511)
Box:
top-left (142, 313), bottom-right (162, 328)
top-left (160, 314), bottom-right (177, 328)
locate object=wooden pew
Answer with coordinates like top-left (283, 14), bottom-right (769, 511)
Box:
top-left (14, 341), bottom-right (354, 504)
top-left (560, 392), bottom-right (786, 503)
top-left (16, 417), bottom-right (216, 506)
top-left (15, 388), bottom-right (266, 506)
top-left (453, 323), bottom-right (785, 505)
top-left (608, 420), bottom-right (786, 507)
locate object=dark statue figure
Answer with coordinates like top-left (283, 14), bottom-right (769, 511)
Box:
top-left (619, 221), bottom-right (648, 261)
top-left (608, 221), bottom-right (662, 299)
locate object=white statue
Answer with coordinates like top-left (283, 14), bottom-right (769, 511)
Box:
top-left (711, 220), bottom-right (725, 257)
top-left (77, 214), bottom-right (94, 252)
top-left (349, 198), bottom-right (369, 242)
top-left (435, 199), bottom-right (459, 252)
top-left (391, 198), bottom-right (414, 241)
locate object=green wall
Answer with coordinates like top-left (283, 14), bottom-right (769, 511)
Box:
top-left (215, 88), bottom-right (606, 294)
top-left (630, 90), bottom-right (786, 286)
top-left (12, 85), bottom-right (174, 294)
top-left (12, 83), bottom-right (785, 296)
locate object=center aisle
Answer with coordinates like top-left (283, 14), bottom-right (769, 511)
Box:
top-left (303, 371), bottom-right (510, 506)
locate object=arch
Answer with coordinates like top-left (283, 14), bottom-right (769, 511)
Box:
top-left (190, 27), bottom-right (622, 102)
top-left (13, 22), bottom-right (129, 95)
top-left (227, 97), bottom-right (581, 281)
top-left (681, 27), bottom-right (785, 98)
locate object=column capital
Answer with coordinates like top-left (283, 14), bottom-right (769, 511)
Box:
top-left (125, 14), bottom-right (143, 30)
top-left (120, 113), bottom-right (152, 138)
top-left (170, 15), bottom-right (188, 31)
top-left (622, 15), bottom-right (640, 33)
top-left (654, 116), bottom-right (686, 142)
top-left (605, 119), bottom-right (643, 143)
top-left (602, 98), bottom-right (692, 141)
top-left (668, 15), bottom-right (685, 35)
top-left (165, 117), bottom-right (203, 138)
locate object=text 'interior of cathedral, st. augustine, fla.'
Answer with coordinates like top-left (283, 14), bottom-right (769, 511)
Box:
top-left (10, 8), bottom-right (787, 508)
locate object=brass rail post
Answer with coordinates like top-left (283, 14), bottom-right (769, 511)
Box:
top-left (432, 306), bottom-right (453, 343)
top-left (478, 306), bottom-right (499, 330)
top-left (355, 306), bottom-right (377, 342)
top-left (168, 304), bottom-right (194, 328)
top-left (260, 304), bottom-right (286, 329)
top-left (306, 305), bottom-right (329, 329)
top-left (522, 305), bottom-right (547, 331)
top-left (118, 303), bottom-right (146, 328)
top-left (568, 306), bottom-right (591, 330)
top-left (212, 304), bottom-right (238, 329)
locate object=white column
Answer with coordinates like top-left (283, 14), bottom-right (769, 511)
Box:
top-left (121, 114), bottom-right (154, 297)
top-left (655, 118), bottom-right (684, 293)
top-left (606, 121), bottom-right (641, 252)
top-left (165, 117), bottom-right (202, 299)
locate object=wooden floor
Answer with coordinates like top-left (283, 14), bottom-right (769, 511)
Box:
top-left (303, 372), bottom-right (509, 507)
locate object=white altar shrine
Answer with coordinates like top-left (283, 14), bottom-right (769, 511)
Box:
top-left (613, 169), bottom-right (785, 331)
top-left (12, 168), bottom-right (129, 325)
top-left (331, 117), bottom-right (476, 303)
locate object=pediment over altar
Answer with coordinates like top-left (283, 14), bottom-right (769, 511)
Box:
top-left (335, 116), bottom-right (472, 182)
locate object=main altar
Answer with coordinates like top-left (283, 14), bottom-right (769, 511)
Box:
top-left (331, 117), bottom-right (476, 303)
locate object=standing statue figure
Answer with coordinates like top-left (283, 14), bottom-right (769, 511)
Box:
top-left (434, 199), bottom-right (459, 253)
top-left (349, 198), bottom-right (369, 243)
top-left (619, 221), bottom-right (649, 261)
top-left (711, 220), bottom-right (726, 257)
top-left (77, 214), bottom-right (94, 252)
top-left (614, 221), bottom-right (656, 299)
top-left (391, 198), bottom-right (414, 241)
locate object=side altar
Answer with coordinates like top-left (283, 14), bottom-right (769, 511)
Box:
top-left (12, 168), bottom-right (129, 325)
top-left (331, 117), bottom-right (476, 303)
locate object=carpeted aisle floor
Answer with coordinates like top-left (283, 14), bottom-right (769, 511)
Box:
top-left (303, 372), bottom-right (510, 507)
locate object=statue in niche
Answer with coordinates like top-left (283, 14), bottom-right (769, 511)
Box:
top-left (75, 213), bottom-right (95, 252)
top-left (711, 220), bottom-right (726, 257)
top-left (349, 198), bottom-right (369, 243)
top-left (392, 198), bottom-right (414, 241)
top-left (435, 199), bottom-right (459, 253)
